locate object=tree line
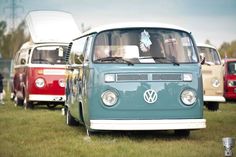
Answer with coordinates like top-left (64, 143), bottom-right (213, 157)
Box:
top-left (0, 20), bottom-right (29, 59)
top-left (0, 20), bottom-right (235, 59)
top-left (218, 41), bottom-right (236, 58)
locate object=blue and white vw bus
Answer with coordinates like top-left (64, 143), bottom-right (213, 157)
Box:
top-left (65, 22), bottom-right (206, 136)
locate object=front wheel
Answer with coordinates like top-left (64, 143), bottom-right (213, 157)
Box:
top-left (24, 99), bottom-right (34, 110)
top-left (47, 104), bottom-right (57, 109)
top-left (16, 97), bottom-right (24, 106)
top-left (174, 130), bottom-right (190, 137)
top-left (205, 102), bottom-right (219, 111)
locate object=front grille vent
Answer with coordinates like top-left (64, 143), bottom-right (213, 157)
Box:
top-left (115, 73), bottom-right (183, 81)
top-left (117, 74), bottom-right (148, 81)
top-left (152, 73), bottom-right (182, 81)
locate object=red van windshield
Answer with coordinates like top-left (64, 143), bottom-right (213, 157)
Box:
top-left (228, 61), bottom-right (236, 74)
top-left (31, 46), bottom-right (67, 65)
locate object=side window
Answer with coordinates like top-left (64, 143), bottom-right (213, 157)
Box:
top-left (16, 49), bottom-right (28, 65)
top-left (84, 35), bottom-right (94, 61)
top-left (14, 51), bottom-right (21, 65)
top-left (71, 37), bottom-right (87, 64)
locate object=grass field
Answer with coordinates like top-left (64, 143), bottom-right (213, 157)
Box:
top-left (0, 93), bottom-right (236, 157)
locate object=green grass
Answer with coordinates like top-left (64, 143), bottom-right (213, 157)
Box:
top-left (0, 93), bottom-right (236, 157)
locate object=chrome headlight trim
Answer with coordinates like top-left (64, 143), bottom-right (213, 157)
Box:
top-left (101, 90), bottom-right (118, 106)
top-left (35, 78), bottom-right (45, 88)
top-left (181, 89), bottom-right (197, 106)
top-left (211, 78), bottom-right (220, 88)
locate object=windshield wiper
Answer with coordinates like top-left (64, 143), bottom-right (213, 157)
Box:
top-left (140, 56), bottom-right (179, 66)
top-left (95, 57), bottom-right (134, 66)
top-left (153, 57), bottom-right (180, 66)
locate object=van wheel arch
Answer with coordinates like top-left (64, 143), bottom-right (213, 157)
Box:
top-left (79, 102), bottom-right (85, 124)
top-left (66, 107), bottom-right (78, 126)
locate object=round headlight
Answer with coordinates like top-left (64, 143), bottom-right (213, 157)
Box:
top-left (58, 79), bottom-right (65, 87)
top-left (35, 78), bottom-right (45, 88)
top-left (101, 90), bottom-right (118, 106)
top-left (181, 90), bottom-right (196, 106)
top-left (211, 78), bottom-right (220, 87)
top-left (228, 80), bottom-right (234, 87)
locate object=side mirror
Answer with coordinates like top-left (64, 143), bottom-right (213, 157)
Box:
top-left (20, 58), bottom-right (26, 65)
top-left (200, 56), bottom-right (205, 65)
top-left (199, 53), bottom-right (205, 65)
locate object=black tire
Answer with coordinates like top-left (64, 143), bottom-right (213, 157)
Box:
top-left (47, 104), bottom-right (57, 109)
top-left (24, 100), bottom-right (34, 110)
top-left (174, 130), bottom-right (190, 137)
top-left (205, 102), bottom-right (219, 111)
top-left (16, 97), bottom-right (24, 106)
top-left (66, 108), bottom-right (78, 126)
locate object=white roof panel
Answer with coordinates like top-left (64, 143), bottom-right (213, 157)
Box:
top-left (26, 11), bottom-right (80, 43)
top-left (197, 43), bottom-right (216, 49)
top-left (82, 22), bottom-right (191, 36)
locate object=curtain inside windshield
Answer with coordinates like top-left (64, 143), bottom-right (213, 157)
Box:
top-left (31, 46), bottom-right (67, 64)
top-left (93, 28), bottom-right (198, 63)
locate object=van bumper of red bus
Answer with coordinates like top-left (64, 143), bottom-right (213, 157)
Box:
top-left (224, 93), bottom-right (236, 100)
top-left (90, 119), bottom-right (206, 130)
top-left (29, 94), bottom-right (65, 102)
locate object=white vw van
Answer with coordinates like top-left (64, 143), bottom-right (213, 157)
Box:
top-left (197, 43), bottom-right (225, 111)
top-left (13, 11), bottom-right (80, 109)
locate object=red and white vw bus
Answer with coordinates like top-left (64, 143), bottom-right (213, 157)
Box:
top-left (223, 58), bottom-right (236, 100)
top-left (13, 11), bottom-right (80, 109)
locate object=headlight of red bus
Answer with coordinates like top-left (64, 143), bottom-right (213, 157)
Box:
top-left (228, 80), bottom-right (234, 87)
top-left (58, 79), bottom-right (65, 87)
top-left (35, 78), bottom-right (45, 88)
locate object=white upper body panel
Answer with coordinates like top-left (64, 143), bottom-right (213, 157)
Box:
top-left (80, 22), bottom-right (191, 37)
top-left (197, 43), bottom-right (217, 50)
top-left (26, 11), bottom-right (80, 43)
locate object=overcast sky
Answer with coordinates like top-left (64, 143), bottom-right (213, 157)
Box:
top-left (0, 0), bottom-right (236, 48)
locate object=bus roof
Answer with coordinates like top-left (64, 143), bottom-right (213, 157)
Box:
top-left (79, 22), bottom-right (191, 37)
top-left (26, 11), bottom-right (80, 44)
top-left (197, 43), bottom-right (217, 50)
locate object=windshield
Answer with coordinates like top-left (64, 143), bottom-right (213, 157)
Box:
top-left (31, 45), bottom-right (67, 64)
top-left (93, 28), bottom-right (198, 64)
top-left (198, 47), bottom-right (221, 65)
top-left (228, 61), bottom-right (236, 74)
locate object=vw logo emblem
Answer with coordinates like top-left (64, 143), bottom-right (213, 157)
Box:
top-left (143, 89), bottom-right (157, 104)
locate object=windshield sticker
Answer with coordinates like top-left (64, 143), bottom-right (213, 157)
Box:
top-left (58, 47), bottom-right (64, 57)
top-left (140, 30), bottom-right (152, 52)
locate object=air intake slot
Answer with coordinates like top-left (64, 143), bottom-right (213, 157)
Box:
top-left (65, 42), bottom-right (73, 63)
top-left (152, 73), bottom-right (182, 81)
top-left (117, 74), bottom-right (148, 81)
